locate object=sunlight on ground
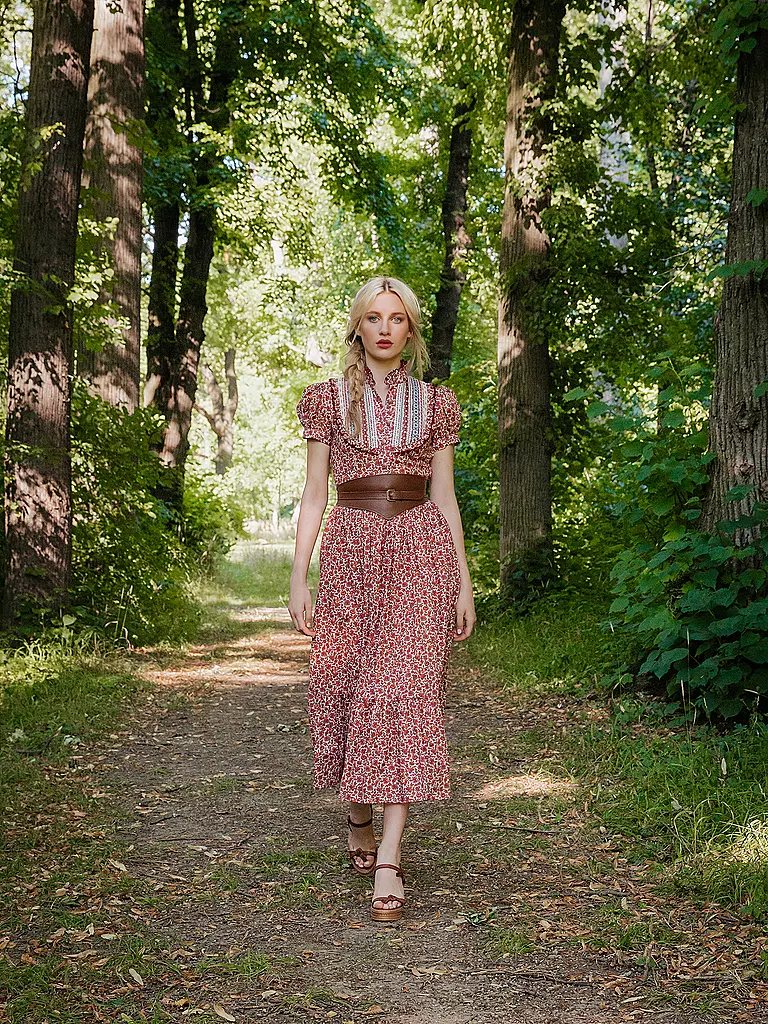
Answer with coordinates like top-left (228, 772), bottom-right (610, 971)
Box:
top-left (138, 627), bottom-right (309, 691)
top-left (228, 606), bottom-right (292, 622)
top-left (472, 773), bottom-right (578, 800)
top-left (729, 818), bottom-right (768, 864)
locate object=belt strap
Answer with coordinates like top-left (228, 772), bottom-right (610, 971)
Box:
top-left (337, 488), bottom-right (426, 500)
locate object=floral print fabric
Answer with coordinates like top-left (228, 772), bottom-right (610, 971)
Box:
top-left (296, 359), bottom-right (463, 802)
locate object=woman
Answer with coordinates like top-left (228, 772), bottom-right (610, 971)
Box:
top-left (289, 276), bottom-right (476, 922)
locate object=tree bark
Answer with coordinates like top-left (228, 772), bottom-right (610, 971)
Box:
top-left (430, 98), bottom-right (474, 381)
top-left (700, 27), bottom-right (768, 549)
top-left (195, 348), bottom-right (239, 474)
top-left (497, 0), bottom-right (566, 605)
top-left (149, 0), bottom-right (241, 509)
top-left (3, 0), bottom-right (95, 625)
top-left (77, 0), bottom-right (144, 410)
top-left (143, 0), bottom-right (182, 506)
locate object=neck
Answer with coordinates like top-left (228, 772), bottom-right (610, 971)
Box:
top-left (365, 355), bottom-right (403, 382)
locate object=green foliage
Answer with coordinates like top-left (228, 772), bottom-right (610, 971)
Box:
top-left (448, 360), bottom-right (499, 596)
top-left (180, 473), bottom-right (244, 568)
top-left (713, 1), bottom-right (768, 65)
top-left (69, 384), bottom-right (239, 647)
top-left (466, 587), bottom-right (617, 695)
top-left (606, 506), bottom-right (768, 723)
top-left (589, 356), bottom-right (768, 723)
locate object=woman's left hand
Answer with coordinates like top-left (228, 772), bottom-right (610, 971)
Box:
top-left (454, 583), bottom-right (476, 641)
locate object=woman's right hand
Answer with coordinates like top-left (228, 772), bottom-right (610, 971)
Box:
top-left (288, 578), bottom-right (316, 637)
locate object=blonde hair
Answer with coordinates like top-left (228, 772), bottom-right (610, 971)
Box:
top-left (342, 276), bottom-right (430, 437)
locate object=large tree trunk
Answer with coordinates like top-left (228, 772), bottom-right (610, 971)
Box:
top-left (77, 0), bottom-right (144, 410)
top-left (700, 27), bottom-right (768, 549)
top-left (497, 0), bottom-right (566, 605)
top-left (3, 0), bottom-right (95, 625)
top-left (430, 98), bottom-right (474, 381)
top-left (195, 348), bottom-right (239, 474)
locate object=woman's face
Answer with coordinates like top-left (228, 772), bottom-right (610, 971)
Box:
top-left (357, 290), bottom-right (411, 368)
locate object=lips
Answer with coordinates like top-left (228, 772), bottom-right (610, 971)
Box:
top-left (377, 341), bottom-right (392, 348)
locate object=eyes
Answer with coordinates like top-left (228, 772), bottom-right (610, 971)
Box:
top-left (366, 315), bottom-right (404, 323)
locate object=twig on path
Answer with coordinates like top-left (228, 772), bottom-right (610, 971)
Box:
top-left (406, 961), bottom-right (593, 987)
top-left (463, 967), bottom-right (592, 986)
top-left (479, 824), bottom-right (556, 835)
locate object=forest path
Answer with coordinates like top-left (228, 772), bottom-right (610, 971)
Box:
top-left (97, 592), bottom-right (760, 1024)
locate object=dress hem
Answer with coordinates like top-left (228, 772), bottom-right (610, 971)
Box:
top-left (313, 781), bottom-right (451, 804)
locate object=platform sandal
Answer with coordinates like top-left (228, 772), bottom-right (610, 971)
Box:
top-left (347, 813), bottom-right (377, 876)
top-left (370, 863), bottom-right (406, 922)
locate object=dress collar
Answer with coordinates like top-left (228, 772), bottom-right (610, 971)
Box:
top-left (364, 357), bottom-right (409, 388)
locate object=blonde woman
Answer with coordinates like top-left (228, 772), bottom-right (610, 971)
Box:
top-left (289, 276), bottom-right (475, 921)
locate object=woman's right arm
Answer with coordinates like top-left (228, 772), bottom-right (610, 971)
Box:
top-left (289, 439), bottom-right (330, 636)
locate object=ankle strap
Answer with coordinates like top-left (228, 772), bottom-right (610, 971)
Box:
top-left (347, 814), bottom-right (373, 828)
top-left (374, 862), bottom-right (403, 878)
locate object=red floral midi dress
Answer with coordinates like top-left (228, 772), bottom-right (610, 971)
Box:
top-left (296, 358), bottom-right (463, 804)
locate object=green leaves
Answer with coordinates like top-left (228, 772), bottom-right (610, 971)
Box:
top-left (706, 259), bottom-right (768, 281)
top-left (605, 506), bottom-right (768, 724)
top-left (713, 1), bottom-right (768, 65)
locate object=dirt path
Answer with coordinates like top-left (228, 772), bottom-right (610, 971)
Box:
top-left (92, 603), bottom-right (766, 1024)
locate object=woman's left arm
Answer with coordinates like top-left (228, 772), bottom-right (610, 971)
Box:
top-left (430, 445), bottom-right (476, 641)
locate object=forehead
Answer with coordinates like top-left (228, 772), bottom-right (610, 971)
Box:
top-left (366, 290), bottom-right (407, 314)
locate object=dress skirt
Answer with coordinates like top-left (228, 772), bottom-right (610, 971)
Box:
top-left (307, 499), bottom-right (462, 803)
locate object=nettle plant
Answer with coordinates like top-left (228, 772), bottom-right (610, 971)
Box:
top-left (569, 354), bottom-right (768, 724)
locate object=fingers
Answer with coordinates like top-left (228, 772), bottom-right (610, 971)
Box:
top-left (455, 606), bottom-right (465, 638)
top-left (454, 603), bottom-right (476, 641)
top-left (288, 603), bottom-right (316, 637)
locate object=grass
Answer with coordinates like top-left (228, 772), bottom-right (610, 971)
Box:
top-left (468, 593), bottom-right (768, 921)
top-left (556, 699), bottom-right (768, 917)
top-left (465, 590), bottom-right (622, 698)
top-left (201, 540), bottom-right (320, 612)
top-left (486, 927), bottom-right (537, 956)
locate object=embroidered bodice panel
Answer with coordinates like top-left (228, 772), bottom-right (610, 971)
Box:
top-left (296, 358), bottom-right (462, 486)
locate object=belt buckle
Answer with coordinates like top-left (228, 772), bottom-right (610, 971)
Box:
top-left (385, 488), bottom-right (397, 501)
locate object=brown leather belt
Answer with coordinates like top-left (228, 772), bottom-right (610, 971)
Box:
top-left (335, 473), bottom-right (429, 520)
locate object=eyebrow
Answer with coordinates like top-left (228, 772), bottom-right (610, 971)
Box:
top-left (364, 308), bottom-right (405, 316)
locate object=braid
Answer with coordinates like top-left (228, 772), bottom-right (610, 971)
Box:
top-left (343, 336), bottom-right (366, 437)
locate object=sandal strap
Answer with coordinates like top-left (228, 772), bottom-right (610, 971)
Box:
top-left (349, 847), bottom-right (375, 857)
top-left (347, 814), bottom-right (373, 829)
top-left (373, 862), bottom-right (404, 879)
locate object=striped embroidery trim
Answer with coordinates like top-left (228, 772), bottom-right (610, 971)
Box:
top-left (333, 375), bottom-right (431, 449)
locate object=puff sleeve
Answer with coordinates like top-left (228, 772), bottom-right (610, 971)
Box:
top-left (431, 385), bottom-right (462, 452)
top-left (296, 380), bottom-right (333, 445)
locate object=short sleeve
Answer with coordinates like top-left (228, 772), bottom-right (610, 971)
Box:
top-left (296, 381), bottom-right (332, 445)
top-left (431, 385), bottom-right (462, 452)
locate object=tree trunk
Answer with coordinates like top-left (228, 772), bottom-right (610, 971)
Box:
top-left (430, 98), bottom-right (474, 381)
top-left (143, 0), bottom-right (182, 507)
top-left (160, 201), bottom-right (215, 506)
top-left (195, 348), bottom-right (239, 474)
top-left (77, 0), bottom-right (144, 410)
top-left (700, 27), bottom-right (768, 548)
top-left (497, 0), bottom-right (566, 605)
top-left (145, 201), bottom-right (181, 413)
top-left (149, 0), bottom-right (241, 509)
top-left (3, 0), bottom-right (95, 625)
